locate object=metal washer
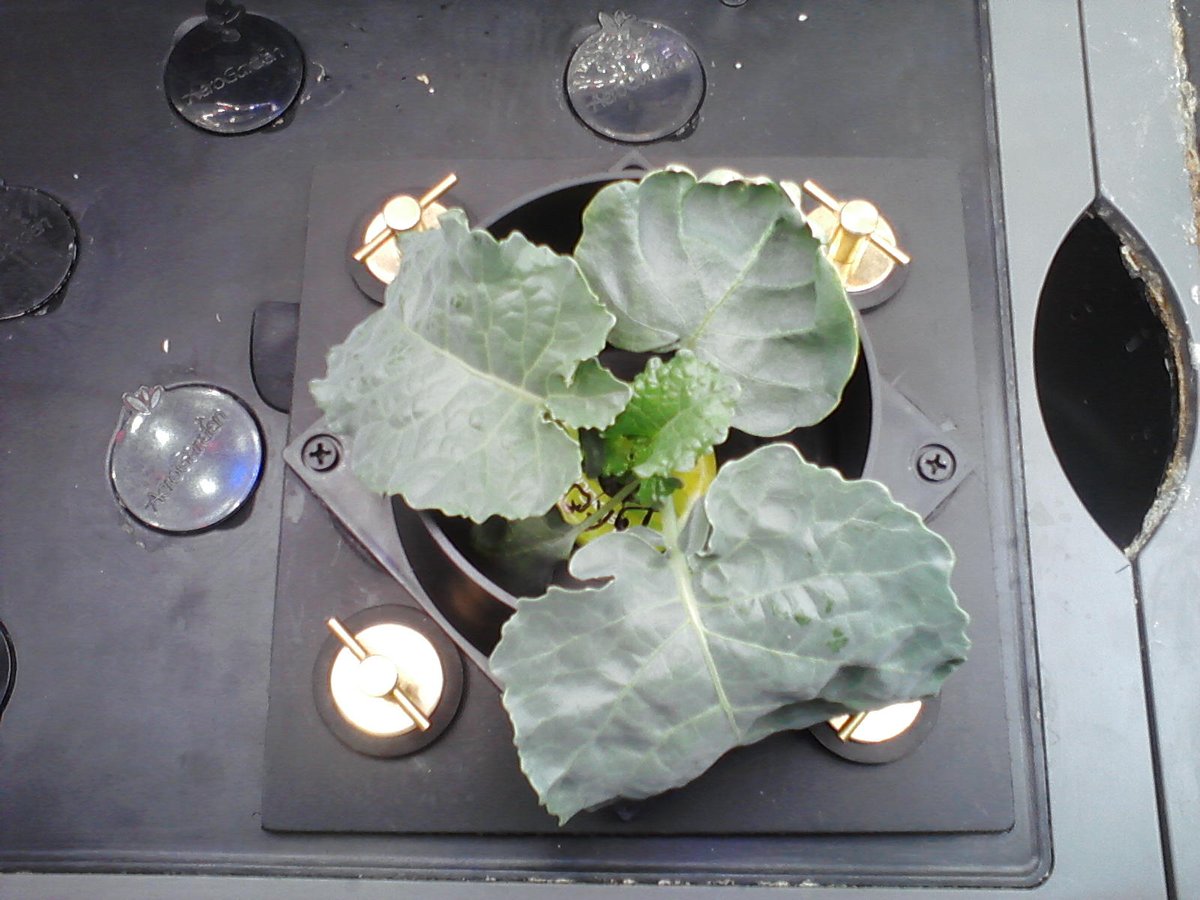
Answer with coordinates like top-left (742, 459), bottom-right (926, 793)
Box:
top-left (328, 622), bottom-right (445, 737)
top-left (810, 696), bottom-right (941, 765)
top-left (347, 197), bottom-right (450, 304)
top-left (108, 384), bottom-right (263, 532)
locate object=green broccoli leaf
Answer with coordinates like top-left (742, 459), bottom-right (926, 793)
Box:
top-left (491, 443), bottom-right (970, 824)
top-left (575, 168), bottom-right (859, 437)
top-left (601, 350), bottom-right (739, 482)
top-left (545, 358), bottom-right (629, 431)
top-left (310, 210), bottom-right (626, 523)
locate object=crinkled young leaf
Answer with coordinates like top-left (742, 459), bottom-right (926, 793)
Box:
top-left (601, 350), bottom-right (739, 484)
top-left (575, 168), bottom-right (858, 437)
top-left (491, 443), bottom-right (969, 823)
top-left (311, 210), bottom-right (626, 522)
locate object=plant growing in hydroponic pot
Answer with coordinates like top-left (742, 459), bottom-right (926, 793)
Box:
top-left (311, 167), bottom-right (971, 824)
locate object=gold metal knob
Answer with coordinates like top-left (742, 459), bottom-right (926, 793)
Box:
top-left (802, 180), bottom-right (910, 293)
top-left (828, 700), bottom-right (924, 744)
top-left (326, 616), bottom-right (437, 734)
top-left (352, 173), bottom-right (458, 285)
top-left (356, 654), bottom-right (402, 698)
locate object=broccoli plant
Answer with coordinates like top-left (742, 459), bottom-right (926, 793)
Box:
top-left (312, 168), bottom-right (970, 824)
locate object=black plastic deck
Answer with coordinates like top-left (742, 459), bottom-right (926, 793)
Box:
top-left (0, 0), bottom-right (1046, 887)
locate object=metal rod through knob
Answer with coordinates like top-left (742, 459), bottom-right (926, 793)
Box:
top-left (836, 710), bottom-right (869, 742)
top-left (352, 173), bottom-right (458, 263)
top-left (326, 617), bottom-right (431, 731)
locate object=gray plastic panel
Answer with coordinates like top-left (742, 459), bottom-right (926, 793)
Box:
top-left (1083, 2), bottom-right (1200, 897)
top-left (989, 0), bottom-right (1168, 896)
top-left (0, 0), bottom-right (1181, 896)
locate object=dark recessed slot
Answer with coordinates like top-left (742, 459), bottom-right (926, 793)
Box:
top-left (0, 620), bottom-right (13, 721)
top-left (1034, 214), bottom-right (1179, 549)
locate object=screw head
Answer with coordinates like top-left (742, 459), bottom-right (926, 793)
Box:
top-left (915, 444), bottom-right (956, 483)
top-left (302, 434), bottom-right (342, 473)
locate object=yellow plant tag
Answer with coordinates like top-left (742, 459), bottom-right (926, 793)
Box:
top-left (557, 452), bottom-right (717, 545)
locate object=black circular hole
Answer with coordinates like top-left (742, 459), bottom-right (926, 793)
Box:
top-left (394, 175), bottom-right (876, 658)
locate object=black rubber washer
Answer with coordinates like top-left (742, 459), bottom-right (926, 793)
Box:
top-left (808, 695), bottom-right (941, 765)
top-left (0, 620), bottom-right (15, 721)
top-left (164, 10), bottom-right (305, 135)
top-left (313, 604), bottom-right (465, 758)
top-left (0, 184), bottom-right (77, 320)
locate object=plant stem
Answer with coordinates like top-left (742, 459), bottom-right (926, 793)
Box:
top-left (570, 479), bottom-right (640, 538)
top-left (659, 496), bottom-right (737, 733)
top-left (659, 495), bottom-right (682, 548)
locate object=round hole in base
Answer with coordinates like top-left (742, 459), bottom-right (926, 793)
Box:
top-left (392, 173), bottom-right (878, 663)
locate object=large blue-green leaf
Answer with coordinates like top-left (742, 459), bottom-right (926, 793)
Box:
top-left (310, 210), bottom-right (629, 522)
top-left (574, 168), bottom-right (858, 437)
top-left (491, 443), bottom-right (969, 823)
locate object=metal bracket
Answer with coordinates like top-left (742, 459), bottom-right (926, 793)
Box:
top-left (863, 379), bottom-right (971, 520)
